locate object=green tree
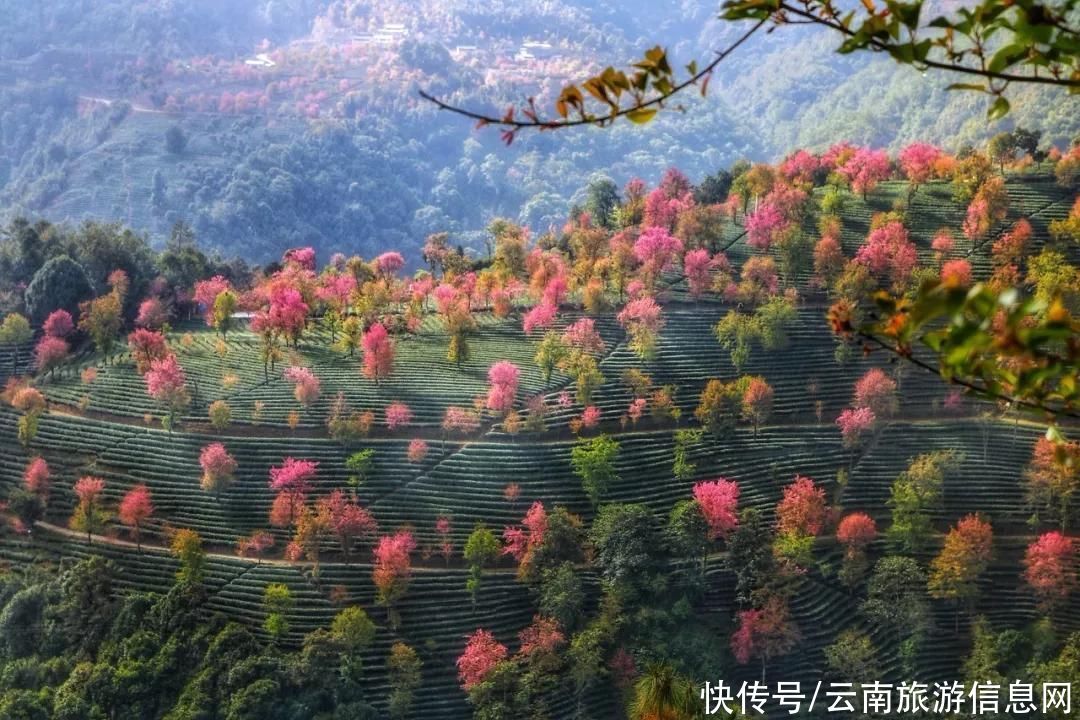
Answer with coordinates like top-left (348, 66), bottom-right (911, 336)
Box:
top-left (570, 434), bottom-right (620, 506)
top-left (887, 450), bottom-right (959, 552)
top-left (0, 313), bottom-right (32, 375)
top-left (23, 255), bottom-right (93, 324)
top-left (262, 583), bottom-right (294, 641)
top-left (590, 503), bottom-right (660, 602)
top-left (387, 642), bottom-right (422, 720)
top-left (463, 524), bottom-right (501, 607)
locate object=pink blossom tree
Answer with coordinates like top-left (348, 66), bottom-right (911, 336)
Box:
top-left (374, 251), bottom-right (405, 278)
top-left (43, 309), bottom-right (74, 338)
top-left (457, 629), bottom-right (508, 690)
top-left (486, 360), bottom-right (520, 414)
top-left (407, 438), bottom-right (429, 463)
top-left (776, 475), bottom-right (828, 536)
top-left (562, 318), bottom-right (605, 355)
top-left (23, 457), bottom-right (50, 497)
top-left (617, 296), bottom-right (665, 359)
top-left (284, 366), bottom-right (321, 407)
top-left (269, 457), bottom-right (318, 494)
top-left (193, 276), bottom-right (231, 326)
top-left (361, 322), bottom-right (394, 383)
top-left (373, 530), bottom-right (417, 625)
top-left (118, 484), bottom-right (154, 551)
top-left (693, 479), bottom-right (740, 540)
top-left (199, 442), bottom-right (238, 494)
top-left (836, 407), bottom-right (876, 449)
top-left (853, 368), bottom-right (899, 418)
top-left (940, 258), bottom-right (973, 287)
top-left (683, 248), bottom-right (713, 299)
top-left (854, 221), bottom-right (918, 290)
top-left (317, 489), bottom-right (377, 556)
top-left (523, 300), bottom-right (557, 336)
top-left (135, 297), bottom-right (168, 329)
top-left (127, 328), bottom-right (168, 374)
top-left (898, 142), bottom-right (943, 189)
top-left (518, 615), bottom-right (564, 657)
top-left (144, 353), bottom-right (190, 431)
top-left (385, 402), bottom-right (413, 430)
top-left (633, 226), bottom-right (683, 281)
top-left (838, 147), bottom-right (891, 198)
top-left (33, 336), bottom-right (69, 378)
top-left (1023, 531), bottom-right (1076, 611)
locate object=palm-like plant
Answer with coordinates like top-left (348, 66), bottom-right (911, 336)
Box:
top-left (627, 662), bottom-right (700, 720)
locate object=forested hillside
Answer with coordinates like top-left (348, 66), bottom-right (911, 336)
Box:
top-left (0, 0), bottom-right (1077, 263)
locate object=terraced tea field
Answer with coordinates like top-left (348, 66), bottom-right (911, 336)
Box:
top-left (2, 172), bottom-right (1076, 718)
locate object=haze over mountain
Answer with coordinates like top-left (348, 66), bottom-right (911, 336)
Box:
top-left (1, 0), bottom-right (1076, 263)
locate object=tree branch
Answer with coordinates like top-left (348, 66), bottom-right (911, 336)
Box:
top-left (418, 19), bottom-right (767, 134)
top-left (856, 331), bottom-right (1080, 420)
top-left (776, 1), bottom-right (1080, 89)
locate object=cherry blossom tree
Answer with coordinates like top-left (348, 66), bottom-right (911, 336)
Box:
top-left (374, 251), bottom-right (406, 278)
top-left (741, 377), bottom-right (774, 438)
top-left (518, 615), bottom-right (565, 657)
top-left (562, 318), bottom-right (605, 355)
top-left (854, 221), bottom-right (918, 291)
top-left (193, 276), bottom-right (231, 326)
top-left (442, 406), bottom-right (481, 437)
top-left (407, 438), bottom-right (429, 463)
top-left (118, 484), bottom-right (154, 551)
top-left (199, 442), bottom-right (237, 494)
top-left (853, 368), bottom-right (899, 418)
top-left (69, 476), bottom-right (107, 544)
top-left (633, 226), bottom-right (683, 282)
top-left (502, 501), bottom-right (548, 576)
top-left (683, 248), bottom-right (713, 298)
top-left (745, 203), bottom-right (787, 251)
top-left (135, 297), bottom-right (168, 329)
top-left (33, 336), bottom-right (69, 378)
top-left (837, 407), bottom-right (876, 449)
top-left (284, 366), bottom-right (321, 407)
top-left (940, 258), bottom-right (973, 288)
top-left (361, 322), bottom-right (394, 383)
top-left (373, 530), bottom-right (417, 626)
top-left (693, 479), bottom-right (740, 540)
top-left (1025, 436), bottom-right (1080, 530)
top-left (127, 328), bottom-right (168, 374)
top-left (780, 149), bottom-right (821, 187)
top-left (269, 457), bottom-right (318, 494)
top-left (317, 489), bottom-right (377, 556)
top-left (144, 353), bottom-right (190, 432)
top-left (836, 512), bottom-right (877, 557)
top-left (1023, 531), bottom-right (1076, 611)
top-left (283, 246), bottom-right (316, 270)
top-left (617, 296), bottom-right (665, 359)
top-left (523, 300), bottom-right (557, 336)
top-left (385, 402), bottom-right (413, 430)
top-left (23, 457), bottom-right (50, 498)
top-left (838, 147), bottom-right (891, 198)
top-left (457, 629), bottom-right (508, 690)
top-left (267, 286), bottom-right (309, 347)
top-left (898, 142), bottom-right (943, 189)
top-left (776, 475), bottom-right (828, 536)
top-left (486, 360), bottom-right (520, 414)
top-left (237, 530), bottom-right (275, 561)
top-left (731, 595), bottom-right (801, 681)
top-left (42, 309), bottom-right (74, 338)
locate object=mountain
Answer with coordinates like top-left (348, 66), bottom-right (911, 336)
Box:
top-left (0, 0), bottom-right (1076, 264)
